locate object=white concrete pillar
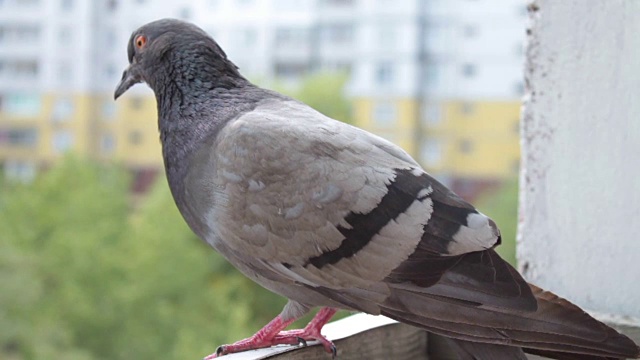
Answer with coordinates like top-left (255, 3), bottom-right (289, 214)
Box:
top-left (518, 0), bottom-right (640, 319)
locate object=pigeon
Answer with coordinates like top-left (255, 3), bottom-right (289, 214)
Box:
top-left (114, 19), bottom-right (640, 360)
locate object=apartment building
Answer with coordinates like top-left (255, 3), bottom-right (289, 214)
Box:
top-left (348, 0), bottom-right (526, 197)
top-left (0, 0), bottom-right (526, 197)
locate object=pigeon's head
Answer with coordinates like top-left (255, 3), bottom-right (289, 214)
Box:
top-left (114, 19), bottom-right (242, 100)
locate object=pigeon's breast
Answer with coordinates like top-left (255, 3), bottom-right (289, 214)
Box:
top-left (178, 135), bottom-right (227, 245)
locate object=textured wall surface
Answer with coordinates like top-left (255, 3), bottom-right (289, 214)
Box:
top-left (518, 0), bottom-right (640, 319)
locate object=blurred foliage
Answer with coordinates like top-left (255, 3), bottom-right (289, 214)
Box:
top-left (475, 179), bottom-right (519, 266)
top-left (0, 156), bottom-right (287, 360)
top-left (269, 72), bottom-right (353, 124)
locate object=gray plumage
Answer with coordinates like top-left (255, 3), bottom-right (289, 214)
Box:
top-left (114, 19), bottom-right (640, 359)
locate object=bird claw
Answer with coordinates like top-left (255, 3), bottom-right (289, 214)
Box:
top-left (296, 337), bottom-right (308, 347)
top-left (207, 332), bottom-right (336, 358)
top-left (273, 331), bottom-right (336, 356)
top-left (201, 346), bottom-right (224, 359)
top-left (215, 345), bottom-right (225, 357)
top-left (204, 308), bottom-right (337, 359)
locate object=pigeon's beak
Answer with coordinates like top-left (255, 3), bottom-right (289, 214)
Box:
top-left (114, 65), bottom-right (142, 100)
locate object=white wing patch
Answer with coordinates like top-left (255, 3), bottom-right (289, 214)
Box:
top-left (448, 211), bottom-right (500, 254)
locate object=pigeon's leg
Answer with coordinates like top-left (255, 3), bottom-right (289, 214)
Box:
top-left (206, 307), bottom-right (337, 359)
top-left (272, 307), bottom-right (338, 356)
top-left (204, 315), bottom-right (296, 359)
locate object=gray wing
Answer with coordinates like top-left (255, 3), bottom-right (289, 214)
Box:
top-left (208, 98), bottom-right (506, 299)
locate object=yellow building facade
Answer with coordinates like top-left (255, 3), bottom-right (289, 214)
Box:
top-left (425, 101), bottom-right (521, 179)
top-left (0, 94), bottom-right (162, 180)
top-left (352, 98), bottom-right (420, 155)
top-left (2, 93), bottom-right (520, 193)
top-left (351, 98), bottom-right (521, 183)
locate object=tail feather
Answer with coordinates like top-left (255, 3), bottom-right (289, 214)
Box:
top-left (381, 284), bottom-right (640, 359)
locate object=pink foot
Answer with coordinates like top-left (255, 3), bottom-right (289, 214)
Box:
top-left (273, 307), bottom-right (338, 356)
top-left (272, 328), bottom-right (336, 357)
top-left (204, 308), bottom-right (337, 359)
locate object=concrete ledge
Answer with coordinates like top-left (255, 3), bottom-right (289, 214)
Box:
top-left (216, 313), bottom-right (640, 360)
top-left (220, 313), bottom-right (427, 360)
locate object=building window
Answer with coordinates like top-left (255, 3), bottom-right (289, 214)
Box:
top-left (18, 61), bottom-right (38, 77)
top-left (461, 63), bottom-right (476, 77)
top-left (275, 28), bottom-right (291, 46)
top-left (377, 24), bottom-right (396, 48)
top-left (463, 25), bottom-right (478, 38)
top-left (424, 64), bottom-right (439, 90)
top-left (15, 0), bottom-right (40, 7)
top-left (373, 102), bottom-right (396, 127)
top-left (105, 64), bottom-right (117, 79)
top-left (460, 102), bottom-right (475, 115)
top-left (320, 61), bottom-right (350, 72)
top-left (274, 62), bottom-right (308, 78)
top-left (106, 0), bottom-right (117, 11)
top-left (105, 29), bottom-right (117, 48)
top-left (275, 27), bottom-right (308, 48)
top-left (4, 128), bottom-right (38, 147)
top-left (22, 25), bottom-right (40, 40)
top-left (9, 60), bottom-right (39, 79)
top-left (321, 0), bottom-right (354, 5)
top-left (102, 102), bottom-right (116, 119)
top-left (179, 7), bottom-right (191, 19)
top-left (129, 130), bottom-right (142, 145)
top-left (513, 81), bottom-right (525, 96)
top-left (375, 62), bottom-right (394, 86)
top-left (421, 140), bottom-right (442, 166)
top-left (274, 0), bottom-right (304, 9)
top-left (322, 23), bottom-right (353, 44)
top-left (4, 160), bottom-right (36, 182)
top-left (52, 130), bottom-right (74, 153)
top-left (60, 0), bottom-right (73, 10)
top-left (514, 43), bottom-right (524, 57)
top-left (240, 28), bottom-right (257, 47)
top-left (4, 94), bottom-right (41, 116)
top-left (58, 26), bottom-right (72, 44)
top-left (0, 25), bottom-right (40, 43)
top-left (422, 103), bottom-right (442, 126)
top-left (52, 98), bottom-right (74, 121)
top-left (130, 97), bottom-right (143, 110)
top-left (58, 63), bottom-right (72, 83)
top-left (459, 139), bottom-right (473, 154)
top-left (100, 134), bottom-right (116, 155)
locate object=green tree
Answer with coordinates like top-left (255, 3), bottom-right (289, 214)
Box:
top-left (270, 72), bottom-right (353, 124)
top-left (475, 179), bottom-right (519, 266)
top-left (0, 156), bottom-right (130, 360)
top-left (0, 156), bottom-right (288, 360)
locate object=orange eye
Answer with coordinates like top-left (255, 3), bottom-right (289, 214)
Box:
top-left (135, 35), bottom-right (147, 49)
